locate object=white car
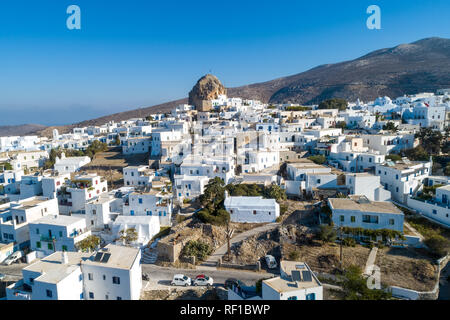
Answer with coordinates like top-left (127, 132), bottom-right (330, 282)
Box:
top-left (193, 275), bottom-right (214, 287)
top-left (265, 255), bottom-right (277, 269)
top-left (2, 251), bottom-right (23, 266)
top-left (171, 274), bottom-right (191, 287)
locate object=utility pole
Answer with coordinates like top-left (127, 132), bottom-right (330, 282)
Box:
top-left (226, 221), bottom-right (234, 262)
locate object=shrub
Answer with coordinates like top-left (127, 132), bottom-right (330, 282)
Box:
top-left (318, 225), bottom-right (337, 243)
top-left (288, 250), bottom-right (300, 261)
top-left (182, 240), bottom-right (212, 262)
top-left (424, 234), bottom-right (449, 257)
top-left (342, 238), bottom-right (356, 247)
top-left (386, 154), bottom-right (402, 162)
top-left (197, 208), bottom-right (230, 226)
top-left (308, 155), bottom-right (326, 165)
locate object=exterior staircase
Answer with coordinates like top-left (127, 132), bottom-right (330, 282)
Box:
top-left (141, 247), bottom-right (158, 264)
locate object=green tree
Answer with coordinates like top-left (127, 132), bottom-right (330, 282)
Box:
top-left (76, 235), bottom-right (101, 252)
top-left (385, 154), bottom-right (402, 162)
top-left (416, 128), bottom-right (443, 155)
top-left (182, 240), bottom-right (212, 261)
top-left (264, 184), bottom-right (287, 202)
top-left (317, 225), bottom-right (337, 243)
top-left (424, 234), bottom-right (449, 257)
top-left (403, 146), bottom-right (429, 161)
top-left (382, 122), bottom-right (398, 132)
top-left (119, 228), bottom-right (138, 245)
top-left (342, 265), bottom-right (392, 300)
top-left (200, 177), bottom-right (226, 212)
top-left (318, 98), bottom-right (348, 111)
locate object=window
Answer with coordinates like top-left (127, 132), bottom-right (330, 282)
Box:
top-left (230, 210), bottom-right (233, 214)
top-left (62, 245), bottom-right (67, 251)
top-left (36, 228), bottom-right (40, 235)
top-left (117, 297), bottom-right (122, 300)
top-left (389, 219), bottom-right (395, 225)
top-left (253, 210), bottom-right (257, 215)
top-left (103, 275), bottom-right (106, 280)
top-left (432, 209), bottom-right (437, 215)
top-left (88, 273), bottom-right (93, 280)
top-left (46, 290), bottom-right (53, 298)
top-left (139, 198), bottom-right (143, 204)
top-left (317, 179), bottom-right (321, 184)
top-left (59, 231), bottom-right (63, 237)
top-left (89, 292), bottom-right (94, 299)
top-left (36, 241), bottom-right (41, 248)
top-left (340, 216), bottom-right (344, 222)
top-left (287, 296), bottom-right (297, 300)
top-left (105, 295), bottom-right (109, 300)
top-left (306, 293), bottom-right (316, 300)
top-left (79, 274), bottom-right (83, 281)
top-left (113, 276), bottom-right (121, 284)
top-left (48, 243), bottom-right (53, 250)
top-left (351, 216), bottom-right (355, 223)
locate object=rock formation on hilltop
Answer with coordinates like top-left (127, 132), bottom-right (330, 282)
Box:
top-left (188, 74), bottom-right (227, 111)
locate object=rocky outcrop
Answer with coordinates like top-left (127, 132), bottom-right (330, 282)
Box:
top-left (188, 74), bottom-right (227, 111)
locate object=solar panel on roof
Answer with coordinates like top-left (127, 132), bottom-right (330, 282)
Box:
top-left (291, 270), bottom-right (302, 282)
top-left (100, 253), bottom-right (111, 263)
top-left (94, 252), bottom-right (103, 262)
top-left (302, 271), bottom-right (312, 282)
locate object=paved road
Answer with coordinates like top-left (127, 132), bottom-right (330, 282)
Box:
top-left (142, 264), bottom-right (276, 288)
top-left (201, 223), bottom-right (279, 267)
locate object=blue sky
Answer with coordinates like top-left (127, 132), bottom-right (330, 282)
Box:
top-left (0, 0), bottom-right (449, 126)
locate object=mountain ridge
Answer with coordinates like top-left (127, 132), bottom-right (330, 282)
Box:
top-left (2, 37), bottom-right (449, 137)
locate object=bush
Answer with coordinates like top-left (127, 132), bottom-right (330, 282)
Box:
top-left (288, 250), bottom-right (300, 261)
top-left (386, 154), bottom-right (402, 162)
top-left (424, 234), bottom-right (449, 257)
top-left (318, 225), bottom-right (337, 243)
top-left (308, 155), bottom-right (326, 165)
top-left (182, 240), bottom-right (212, 262)
top-left (342, 238), bottom-right (356, 247)
top-left (197, 208), bottom-right (230, 226)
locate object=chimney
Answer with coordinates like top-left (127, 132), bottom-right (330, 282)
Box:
top-left (62, 251), bottom-right (68, 264)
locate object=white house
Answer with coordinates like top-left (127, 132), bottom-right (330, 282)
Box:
top-left (174, 174), bottom-right (209, 201)
top-left (112, 215), bottom-right (160, 248)
top-left (81, 244), bottom-right (142, 300)
top-left (329, 196), bottom-right (404, 233)
top-left (224, 192), bottom-right (279, 223)
top-left (123, 190), bottom-right (172, 227)
top-left (29, 214), bottom-right (91, 257)
top-left (54, 154), bottom-right (91, 174)
top-left (123, 166), bottom-right (155, 187)
top-left (6, 244), bottom-right (142, 300)
top-left (407, 184), bottom-right (450, 228)
top-left (261, 261), bottom-right (322, 300)
top-left (0, 197), bottom-right (59, 250)
top-left (375, 160), bottom-right (431, 204)
top-left (58, 174), bottom-right (108, 214)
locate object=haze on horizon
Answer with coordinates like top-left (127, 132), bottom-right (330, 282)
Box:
top-left (0, 0), bottom-right (449, 126)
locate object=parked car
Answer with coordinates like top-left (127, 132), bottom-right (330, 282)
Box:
top-left (2, 251), bottom-right (23, 266)
top-left (193, 274), bottom-right (213, 287)
top-left (171, 274), bottom-right (191, 287)
top-left (264, 255), bottom-right (277, 269)
top-left (224, 278), bottom-right (246, 289)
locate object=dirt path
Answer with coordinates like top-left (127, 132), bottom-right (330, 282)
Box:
top-left (201, 223), bottom-right (279, 268)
